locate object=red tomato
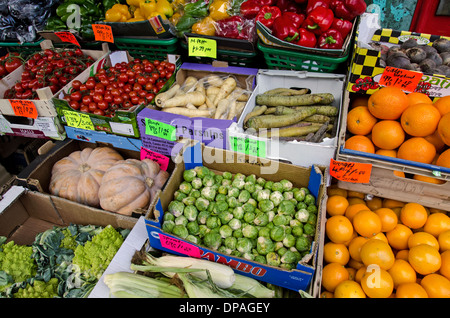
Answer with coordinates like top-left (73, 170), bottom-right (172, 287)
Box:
top-left (70, 91), bottom-right (82, 101)
top-left (82, 95), bottom-right (93, 106)
top-left (69, 100), bottom-right (80, 110)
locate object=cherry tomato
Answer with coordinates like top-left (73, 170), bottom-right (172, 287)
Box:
top-left (70, 91), bottom-right (82, 101)
top-left (97, 100), bottom-right (109, 110)
top-left (69, 100), bottom-right (80, 110)
top-left (93, 93), bottom-right (104, 103)
top-left (93, 109), bottom-right (105, 116)
top-left (72, 80), bottom-right (82, 91)
top-left (88, 102), bottom-right (98, 112)
top-left (82, 95), bottom-right (93, 106)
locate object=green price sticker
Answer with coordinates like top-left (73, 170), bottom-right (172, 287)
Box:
top-left (230, 136), bottom-right (266, 158)
top-left (188, 37), bottom-right (217, 59)
top-left (145, 118), bottom-right (176, 141)
top-left (63, 110), bottom-right (94, 130)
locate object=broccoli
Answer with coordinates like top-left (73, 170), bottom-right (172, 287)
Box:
top-left (13, 278), bottom-right (59, 298)
top-left (0, 240), bottom-right (36, 291)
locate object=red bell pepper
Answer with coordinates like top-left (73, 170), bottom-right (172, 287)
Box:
top-left (296, 28), bottom-right (317, 47)
top-left (331, 17), bottom-right (352, 38)
top-left (216, 15), bottom-right (252, 40)
top-left (302, 6), bottom-right (334, 35)
top-left (272, 15), bottom-right (299, 42)
top-left (283, 11), bottom-right (305, 28)
top-left (276, 0), bottom-right (302, 13)
top-left (256, 6), bottom-right (282, 29)
top-left (240, 0), bottom-right (261, 19)
top-left (306, 0), bottom-right (330, 14)
top-left (317, 28), bottom-right (344, 49)
top-left (330, 0), bottom-right (367, 21)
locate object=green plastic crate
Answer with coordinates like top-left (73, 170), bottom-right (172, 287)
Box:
top-left (0, 39), bottom-right (44, 57)
top-left (257, 41), bottom-right (349, 73)
top-left (113, 37), bottom-right (179, 60)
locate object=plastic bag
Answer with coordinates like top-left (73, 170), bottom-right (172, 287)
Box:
top-left (214, 15), bottom-right (256, 42)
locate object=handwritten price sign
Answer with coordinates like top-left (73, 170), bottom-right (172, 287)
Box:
top-left (229, 136), bottom-right (266, 158)
top-left (144, 118), bottom-right (176, 141)
top-left (55, 31), bottom-right (80, 47)
top-left (9, 100), bottom-right (38, 119)
top-left (159, 233), bottom-right (201, 258)
top-left (378, 66), bottom-right (423, 92)
top-left (62, 110), bottom-right (94, 130)
top-left (92, 24), bottom-right (114, 43)
top-left (140, 147), bottom-right (170, 171)
top-left (188, 37), bottom-right (217, 59)
top-left (330, 158), bottom-right (372, 183)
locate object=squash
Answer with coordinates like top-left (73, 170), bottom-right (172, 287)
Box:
top-left (49, 147), bottom-right (124, 207)
top-left (98, 158), bottom-right (170, 216)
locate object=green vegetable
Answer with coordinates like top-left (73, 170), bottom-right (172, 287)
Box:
top-left (258, 199), bottom-right (274, 213)
top-left (266, 252), bottom-right (281, 267)
top-left (172, 224), bottom-right (189, 239)
top-left (203, 232), bottom-right (222, 250)
top-left (295, 209), bottom-right (310, 223)
top-left (228, 187), bottom-right (240, 198)
top-left (195, 197), bottom-right (210, 211)
top-left (219, 225), bottom-right (233, 238)
top-left (201, 186), bottom-right (216, 201)
top-left (162, 220), bottom-right (175, 233)
top-left (13, 278), bottom-right (59, 298)
top-left (187, 221), bottom-right (200, 235)
top-left (191, 177), bottom-right (203, 189)
top-left (270, 191), bottom-right (284, 207)
top-left (168, 200), bottom-right (185, 217)
top-left (278, 200), bottom-right (296, 216)
top-left (183, 169), bottom-right (197, 182)
top-left (182, 196), bottom-right (196, 206)
top-left (175, 215), bottom-right (188, 226)
top-left (256, 236), bottom-right (275, 255)
top-left (174, 190), bottom-right (187, 202)
top-left (304, 193), bottom-right (316, 205)
top-left (179, 181), bottom-right (192, 194)
top-left (206, 216), bottom-right (221, 229)
top-left (202, 175), bottom-right (215, 187)
top-left (197, 210), bottom-right (210, 224)
top-left (270, 226), bottom-right (286, 242)
top-left (253, 212), bottom-right (269, 226)
top-left (236, 238), bottom-right (253, 253)
top-left (291, 225), bottom-right (304, 237)
top-left (283, 234), bottom-right (296, 248)
top-left (218, 210), bottom-right (233, 224)
top-left (295, 236), bottom-right (311, 252)
top-left (242, 224), bottom-right (258, 239)
top-left (224, 236), bottom-right (237, 250)
top-left (228, 218), bottom-right (242, 231)
top-left (232, 206), bottom-right (244, 219)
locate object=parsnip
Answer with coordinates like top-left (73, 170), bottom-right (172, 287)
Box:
top-left (205, 96), bottom-right (215, 109)
top-left (155, 84), bottom-right (181, 107)
top-left (206, 86), bottom-right (220, 96)
top-left (213, 77), bottom-right (237, 107)
top-left (185, 103), bottom-right (197, 109)
top-left (162, 107), bottom-right (212, 118)
top-left (206, 75), bottom-right (224, 87)
top-left (182, 76), bottom-right (198, 92)
top-left (214, 99), bottom-right (231, 119)
top-left (227, 100), bottom-right (237, 120)
top-left (161, 91), bottom-right (206, 108)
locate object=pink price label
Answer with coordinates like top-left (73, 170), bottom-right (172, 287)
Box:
top-left (159, 233), bottom-right (201, 258)
top-left (140, 147), bottom-right (169, 171)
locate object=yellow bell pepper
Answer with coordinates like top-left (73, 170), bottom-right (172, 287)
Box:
top-left (155, 0), bottom-right (173, 18)
top-left (105, 4), bottom-right (132, 22)
top-left (140, 0), bottom-right (157, 18)
top-left (192, 16), bottom-right (216, 36)
top-left (127, 17), bottom-right (145, 22)
top-left (149, 11), bottom-right (167, 20)
top-left (127, 0), bottom-right (143, 7)
top-left (169, 12), bottom-right (181, 25)
top-left (208, 0), bottom-right (230, 21)
top-left (133, 8), bottom-right (145, 19)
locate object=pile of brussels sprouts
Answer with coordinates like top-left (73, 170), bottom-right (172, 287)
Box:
top-left (161, 165), bottom-right (319, 269)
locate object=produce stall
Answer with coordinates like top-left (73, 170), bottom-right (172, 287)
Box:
top-left (1, 0), bottom-right (450, 303)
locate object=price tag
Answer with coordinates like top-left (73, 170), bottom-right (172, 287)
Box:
top-left (92, 24), bottom-right (114, 43)
top-left (144, 118), bottom-right (176, 141)
top-left (330, 158), bottom-right (372, 183)
top-left (378, 66), bottom-right (423, 92)
top-left (62, 110), bottom-right (94, 130)
top-left (159, 233), bottom-right (201, 258)
top-left (188, 37), bottom-right (217, 59)
top-left (9, 100), bottom-right (38, 119)
top-left (54, 31), bottom-right (80, 47)
top-left (140, 147), bottom-right (170, 171)
top-left (230, 136), bottom-right (266, 158)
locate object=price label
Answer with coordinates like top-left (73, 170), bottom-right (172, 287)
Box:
top-left (159, 233), bottom-right (201, 258)
top-left (9, 100), bottom-right (38, 119)
top-left (140, 147), bottom-right (170, 171)
top-left (378, 66), bottom-right (423, 92)
top-left (92, 24), bottom-right (114, 43)
top-left (230, 136), bottom-right (266, 158)
top-left (63, 110), bottom-right (94, 130)
top-left (55, 31), bottom-right (80, 47)
top-left (144, 118), bottom-right (176, 141)
top-left (330, 158), bottom-right (372, 183)
top-left (188, 37), bottom-right (217, 59)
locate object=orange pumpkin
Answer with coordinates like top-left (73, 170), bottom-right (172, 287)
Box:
top-left (49, 147), bottom-right (124, 207)
top-left (98, 159), bottom-right (169, 216)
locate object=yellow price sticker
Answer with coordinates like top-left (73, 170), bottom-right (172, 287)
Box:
top-left (63, 110), bottom-right (94, 130)
top-left (188, 37), bottom-right (217, 59)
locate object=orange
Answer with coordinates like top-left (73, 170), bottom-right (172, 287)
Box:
top-left (372, 232), bottom-right (389, 243)
top-left (407, 232), bottom-right (440, 250)
top-left (345, 203), bottom-right (369, 222)
top-left (400, 202), bottom-right (428, 229)
top-left (345, 135), bottom-right (375, 153)
top-left (424, 130), bottom-right (446, 153)
top-left (388, 259), bottom-right (417, 288)
top-left (326, 195), bottom-right (349, 216)
top-left (367, 86), bottom-right (409, 120)
top-left (408, 244), bottom-right (441, 275)
top-left (346, 106), bottom-right (378, 135)
top-left (360, 267), bottom-right (394, 298)
top-left (327, 185), bottom-right (347, 198)
top-left (320, 291), bottom-right (334, 298)
top-left (323, 242), bottom-right (350, 265)
top-left (375, 149), bottom-right (397, 157)
top-left (371, 120), bottom-right (406, 150)
top-left (346, 267), bottom-right (356, 281)
top-left (351, 94), bottom-right (370, 108)
top-left (365, 196), bottom-right (383, 211)
top-left (348, 236), bottom-right (369, 262)
top-left (423, 212), bottom-right (450, 237)
top-left (395, 282), bottom-right (429, 298)
top-left (347, 190), bottom-right (366, 199)
top-left (413, 174), bottom-right (445, 184)
top-left (360, 239), bottom-right (395, 270)
top-left (440, 250), bottom-right (450, 280)
top-left (352, 210), bottom-right (382, 238)
top-left (396, 249), bottom-right (409, 261)
top-left (347, 197), bottom-right (366, 205)
top-left (433, 95), bottom-right (450, 116)
top-left (400, 103), bottom-right (441, 137)
top-left (333, 280), bottom-right (366, 298)
top-left (420, 274), bottom-right (450, 298)
top-left (436, 148), bottom-right (450, 168)
top-left (321, 262), bottom-right (350, 292)
top-left (375, 207), bottom-right (398, 232)
top-left (347, 258), bottom-right (364, 270)
top-left (382, 198), bottom-right (405, 209)
top-left (397, 137), bottom-right (436, 164)
top-left (355, 266), bottom-right (367, 283)
top-left (386, 224), bottom-right (413, 250)
top-left (438, 230), bottom-right (450, 252)
top-left (437, 112), bottom-right (450, 146)
top-left (326, 215), bottom-right (354, 244)
top-left (407, 92), bottom-right (433, 107)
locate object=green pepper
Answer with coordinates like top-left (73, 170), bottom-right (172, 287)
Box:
top-left (175, 14), bottom-right (199, 37)
top-left (184, 0), bottom-right (209, 18)
top-left (103, 0), bottom-right (120, 12)
top-left (46, 16), bottom-right (67, 31)
top-left (79, 22), bottom-right (95, 40)
top-left (81, 2), bottom-right (101, 17)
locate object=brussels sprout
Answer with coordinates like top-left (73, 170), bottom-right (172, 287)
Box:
top-left (307, 213), bottom-right (317, 226)
top-left (187, 221), bottom-right (200, 235)
top-left (218, 185), bottom-right (228, 195)
top-left (224, 236), bottom-right (237, 250)
top-left (163, 213), bottom-right (175, 222)
top-left (191, 177), bottom-right (203, 190)
top-left (206, 215), bottom-right (221, 229)
top-left (241, 202), bottom-right (255, 215)
top-left (243, 211), bottom-right (256, 223)
top-left (270, 226), bottom-right (286, 242)
top-left (295, 209), bottom-right (310, 223)
top-left (238, 190), bottom-right (251, 203)
top-left (189, 189), bottom-right (201, 198)
top-left (202, 175), bottom-right (215, 187)
top-left (214, 174), bottom-right (223, 185)
top-left (162, 220), bottom-right (175, 233)
top-left (271, 182), bottom-right (283, 192)
top-left (172, 224), bottom-right (189, 239)
top-left (201, 186), bottom-right (216, 201)
top-left (258, 199), bottom-right (274, 213)
top-left (207, 201), bottom-right (216, 213)
top-left (295, 236), bottom-right (311, 252)
top-left (290, 219), bottom-right (302, 227)
top-left (296, 201), bottom-right (307, 211)
top-left (228, 187), bottom-right (240, 198)
top-left (291, 225), bottom-right (304, 237)
top-left (283, 191), bottom-right (294, 201)
top-left (221, 179), bottom-right (232, 188)
top-left (215, 193), bottom-right (227, 202)
top-left (222, 171), bottom-right (233, 180)
top-left (195, 197), bottom-right (210, 211)
top-left (255, 255), bottom-right (267, 264)
top-left (258, 227), bottom-right (271, 239)
top-left (232, 206), bottom-right (244, 219)
top-left (232, 178), bottom-right (245, 190)
top-left (276, 246), bottom-right (288, 256)
top-left (269, 191), bottom-right (283, 207)
top-left (185, 235), bottom-right (199, 244)
top-left (303, 223), bottom-right (315, 236)
top-left (280, 250), bottom-right (297, 264)
top-left (234, 172), bottom-right (246, 180)
top-left (304, 194), bottom-right (315, 206)
top-left (183, 205), bottom-right (198, 222)
top-left (256, 236), bottom-right (275, 255)
top-left (256, 177), bottom-right (266, 186)
top-left (218, 246), bottom-right (233, 255)
top-left (168, 201), bottom-right (185, 217)
top-left (245, 174), bottom-right (257, 184)
top-left (233, 228), bottom-right (243, 239)
top-left (194, 166), bottom-right (210, 179)
top-left (264, 181), bottom-right (274, 190)
top-left (253, 212), bottom-right (269, 226)
top-left (277, 200), bottom-right (296, 216)
top-left (294, 188), bottom-right (306, 202)
top-left (226, 196), bottom-right (239, 208)
top-left (267, 211), bottom-right (275, 223)
top-left (228, 218), bottom-right (242, 231)
top-left (279, 179), bottom-right (292, 191)
top-left (182, 196), bottom-right (196, 206)
top-left (183, 169), bottom-right (197, 182)
top-left (273, 214), bottom-right (289, 226)
top-left (197, 210), bottom-right (210, 224)
top-left (307, 204), bottom-right (318, 214)
top-left (219, 224), bottom-right (233, 238)
top-left (236, 237), bottom-right (253, 253)
top-left (266, 251), bottom-right (281, 267)
top-left (173, 191), bottom-right (187, 202)
top-left (175, 215), bottom-right (188, 226)
top-left (213, 201), bottom-right (229, 214)
top-left (256, 189), bottom-right (271, 202)
top-left (242, 252), bottom-right (255, 261)
top-left (198, 224), bottom-right (210, 237)
top-left (218, 210), bottom-right (233, 224)
top-left (283, 234), bottom-right (296, 248)
top-left (179, 181), bottom-right (192, 194)
top-left (203, 231), bottom-right (222, 250)
top-left (244, 182), bottom-right (256, 193)
top-left (242, 224), bottom-right (258, 239)
top-left (247, 198), bottom-right (257, 207)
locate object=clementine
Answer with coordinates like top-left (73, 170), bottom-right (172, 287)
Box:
top-left (400, 202), bottom-right (428, 229)
top-left (433, 95), bottom-right (450, 116)
top-left (438, 230), bottom-right (450, 252)
top-left (407, 92), bottom-right (433, 106)
top-left (326, 195), bottom-right (349, 216)
top-left (323, 241), bottom-right (350, 265)
top-left (375, 149), bottom-right (397, 157)
top-left (347, 106), bottom-right (378, 135)
top-left (408, 232), bottom-right (440, 250)
top-left (436, 148), bottom-right (450, 168)
top-left (420, 273), bottom-right (450, 298)
top-left (395, 282), bottom-right (429, 298)
top-left (397, 137), bottom-right (437, 164)
top-left (321, 262), bottom-right (350, 292)
top-left (408, 244), bottom-right (441, 275)
top-left (326, 215), bottom-right (354, 244)
top-left (424, 130), bottom-right (446, 153)
top-left (345, 135), bottom-right (375, 153)
top-left (334, 280), bottom-right (366, 298)
top-left (352, 210), bottom-right (382, 238)
top-left (345, 203), bottom-right (369, 222)
top-left (360, 267), bottom-right (394, 298)
top-left (348, 236), bottom-right (369, 262)
top-left (440, 250), bottom-right (450, 280)
top-left (374, 207), bottom-right (398, 232)
top-left (367, 86), bottom-right (409, 120)
top-left (365, 196), bottom-right (383, 211)
top-left (360, 239), bottom-right (395, 270)
top-left (371, 120), bottom-right (405, 150)
top-left (437, 112), bottom-right (450, 146)
top-left (386, 224), bottom-right (413, 250)
top-left (413, 174), bottom-right (445, 184)
top-left (351, 94), bottom-right (370, 108)
top-left (423, 212), bottom-right (450, 237)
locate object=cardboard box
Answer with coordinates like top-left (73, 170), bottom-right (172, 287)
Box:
top-left (0, 113), bottom-right (65, 140)
top-left (137, 62), bottom-right (258, 157)
top-left (144, 142), bottom-right (328, 293)
top-left (228, 69), bottom-right (346, 168)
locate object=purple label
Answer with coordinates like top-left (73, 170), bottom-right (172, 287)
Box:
top-left (9, 128), bottom-right (48, 139)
